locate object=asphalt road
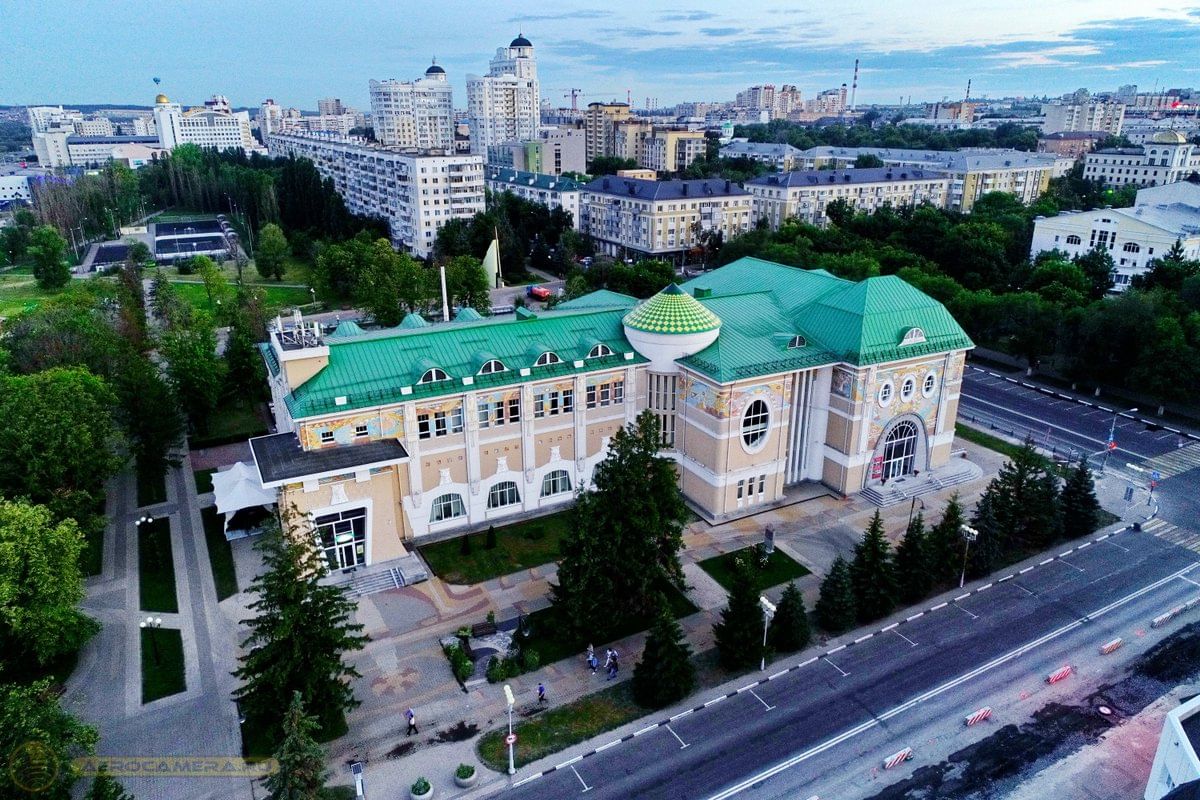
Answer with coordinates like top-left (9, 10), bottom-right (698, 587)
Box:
top-left (958, 366), bottom-right (1200, 522)
top-left (497, 526), bottom-right (1200, 800)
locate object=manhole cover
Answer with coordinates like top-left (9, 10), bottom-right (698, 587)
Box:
top-left (1098, 706), bottom-right (1113, 716)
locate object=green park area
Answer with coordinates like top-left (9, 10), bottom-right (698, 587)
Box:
top-left (201, 506), bottom-right (240, 601)
top-left (138, 517), bottom-right (179, 613)
top-left (697, 546), bottom-right (810, 592)
top-left (140, 626), bottom-right (186, 703)
top-left (418, 510), bottom-right (573, 585)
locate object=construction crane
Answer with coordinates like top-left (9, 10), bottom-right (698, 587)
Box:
top-left (557, 89), bottom-right (629, 110)
top-left (563, 88), bottom-right (583, 111)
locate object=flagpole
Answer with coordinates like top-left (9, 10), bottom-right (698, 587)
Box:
top-left (440, 265), bottom-right (450, 322)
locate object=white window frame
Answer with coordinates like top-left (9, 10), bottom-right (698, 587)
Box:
top-left (534, 351), bottom-right (562, 367)
top-left (741, 399), bottom-right (770, 451)
top-left (418, 367), bottom-right (450, 384)
top-left (479, 359), bottom-right (507, 375)
top-left (922, 371), bottom-right (937, 398)
top-left (587, 343), bottom-right (614, 359)
top-left (900, 376), bottom-right (916, 402)
top-left (878, 380), bottom-right (895, 407)
top-left (487, 480), bottom-right (521, 509)
top-left (429, 493), bottom-right (466, 523)
top-left (540, 470), bottom-right (572, 497)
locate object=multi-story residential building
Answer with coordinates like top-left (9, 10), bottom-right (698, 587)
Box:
top-left (487, 127), bottom-right (586, 175)
top-left (466, 35), bottom-right (540, 155)
top-left (73, 117), bottom-right (115, 137)
top-left (317, 98), bottom-right (346, 117)
top-left (580, 176), bottom-right (752, 262)
top-left (1029, 179), bottom-right (1200, 290)
top-left (258, 99), bottom-right (284, 137)
top-left (807, 86), bottom-right (848, 115)
top-left (291, 113), bottom-right (359, 137)
top-left (266, 132), bottom-right (484, 258)
top-left (1145, 692), bottom-right (1200, 800)
top-left (485, 167), bottom-right (583, 228)
top-left (1037, 131), bottom-right (1107, 160)
top-left (612, 123), bottom-right (706, 175)
top-left (153, 93), bottom-right (266, 156)
top-left (719, 140), bottom-right (803, 171)
top-left (775, 85), bottom-right (802, 117)
top-left (583, 101), bottom-right (632, 165)
top-left (1124, 119), bottom-right (1200, 145)
top-left (250, 257), bottom-right (973, 565)
top-left (795, 146), bottom-right (1061, 212)
top-left (746, 168), bottom-right (952, 229)
top-left (1083, 131), bottom-right (1200, 188)
top-left (924, 102), bottom-right (976, 124)
top-left (369, 63), bottom-right (455, 150)
top-left (128, 115), bottom-right (156, 137)
top-left (1041, 101), bottom-right (1125, 135)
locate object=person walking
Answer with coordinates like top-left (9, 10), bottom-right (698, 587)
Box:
top-left (588, 651), bottom-right (599, 673)
top-left (607, 653), bottom-right (620, 680)
top-left (537, 682), bottom-right (547, 704)
top-left (405, 707), bottom-right (418, 736)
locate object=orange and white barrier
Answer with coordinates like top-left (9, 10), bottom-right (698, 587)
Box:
top-left (883, 747), bottom-right (913, 769)
top-left (1046, 665), bottom-right (1073, 684)
top-left (964, 706), bottom-right (992, 726)
top-left (1099, 638), bottom-right (1124, 655)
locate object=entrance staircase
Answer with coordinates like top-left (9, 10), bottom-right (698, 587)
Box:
top-left (327, 553), bottom-right (430, 598)
top-left (861, 457), bottom-right (982, 508)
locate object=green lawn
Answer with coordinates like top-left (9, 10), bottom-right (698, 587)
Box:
top-left (955, 423), bottom-right (1027, 462)
top-left (697, 547), bottom-right (810, 593)
top-left (161, 254), bottom-right (312, 286)
top-left (418, 510), bottom-right (573, 584)
top-left (138, 517), bottom-right (179, 613)
top-left (193, 468), bottom-right (216, 494)
top-left (170, 281), bottom-right (313, 315)
top-left (136, 466), bottom-right (168, 508)
top-left (201, 506), bottom-right (240, 600)
top-left (242, 708), bottom-right (347, 761)
top-left (82, 523), bottom-right (104, 577)
top-left (190, 398), bottom-right (268, 448)
top-left (141, 626), bottom-right (185, 703)
top-left (478, 682), bottom-right (642, 772)
top-left (0, 272), bottom-right (63, 316)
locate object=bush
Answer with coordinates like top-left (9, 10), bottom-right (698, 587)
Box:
top-left (522, 649), bottom-right (541, 671)
top-left (486, 656), bottom-right (505, 683)
top-left (460, 533), bottom-right (472, 556)
top-left (486, 524), bottom-right (497, 549)
top-left (411, 777), bottom-right (430, 795)
top-left (456, 763), bottom-right (475, 780)
top-left (443, 642), bottom-right (474, 682)
top-left (176, 258), bottom-right (195, 275)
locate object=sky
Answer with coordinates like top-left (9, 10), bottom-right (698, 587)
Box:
top-left (4, 0), bottom-right (1200, 111)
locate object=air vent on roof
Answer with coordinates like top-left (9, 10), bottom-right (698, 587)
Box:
top-left (516, 307), bottom-right (537, 321)
top-left (900, 172), bottom-right (907, 179)
top-left (693, 287), bottom-right (712, 299)
top-left (886, 172), bottom-right (893, 180)
top-left (724, 180), bottom-right (731, 192)
top-left (844, 174), bottom-right (851, 181)
top-left (828, 174), bottom-right (836, 182)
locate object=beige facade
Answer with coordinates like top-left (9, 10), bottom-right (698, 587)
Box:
top-left (746, 169), bottom-right (952, 229)
top-left (584, 102), bottom-right (632, 164)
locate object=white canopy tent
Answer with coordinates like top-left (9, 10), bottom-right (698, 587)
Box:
top-left (210, 461), bottom-right (277, 536)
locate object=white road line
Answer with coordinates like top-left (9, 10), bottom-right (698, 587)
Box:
top-left (827, 644), bottom-right (847, 654)
top-left (769, 669), bottom-right (789, 680)
top-left (1019, 566), bottom-right (1034, 574)
top-left (931, 602), bottom-right (948, 610)
top-left (1012, 581), bottom-right (1036, 596)
top-left (892, 628), bottom-right (919, 647)
top-left (704, 563), bottom-right (1198, 800)
top-left (1040, 558), bottom-right (1055, 566)
top-left (882, 622), bottom-right (899, 631)
top-left (703, 696), bottom-right (726, 708)
top-left (737, 683), bottom-right (757, 694)
top-left (978, 583), bottom-right (994, 591)
top-left (595, 739), bottom-right (622, 752)
top-left (1059, 549), bottom-right (1075, 557)
top-left (1180, 575), bottom-right (1200, 588)
top-left (952, 601), bottom-right (979, 620)
top-left (797, 657), bottom-right (818, 668)
top-left (669, 709), bottom-right (694, 722)
top-left (954, 593), bottom-right (971, 601)
top-left (512, 773), bottom-right (543, 788)
top-left (906, 612), bottom-right (925, 621)
top-left (665, 724), bottom-right (690, 749)
top-left (1077, 542), bottom-right (1092, 550)
top-left (1099, 406), bottom-right (1113, 413)
top-left (1103, 538), bottom-right (1130, 553)
top-left (1058, 559), bottom-right (1085, 573)
top-left (1096, 533), bottom-right (1111, 540)
top-left (822, 656), bottom-right (849, 677)
top-left (633, 724), bottom-right (658, 736)
top-left (558, 755), bottom-right (583, 769)
top-left (997, 574), bottom-right (1014, 582)
top-left (570, 765), bottom-right (593, 792)
top-left (854, 633), bottom-right (874, 643)
top-left (748, 688), bottom-right (776, 711)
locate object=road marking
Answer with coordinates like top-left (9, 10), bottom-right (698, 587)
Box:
top-left (997, 574), bottom-right (1014, 582)
top-left (1059, 549), bottom-right (1075, 557)
top-left (892, 628), bottom-right (919, 647)
top-left (954, 593), bottom-right (971, 602)
top-left (665, 724), bottom-right (690, 749)
top-left (1040, 558), bottom-right (1055, 566)
top-left (1102, 538), bottom-right (1130, 553)
top-left (704, 563), bottom-right (1199, 800)
top-left (931, 602), bottom-right (948, 610)
top-left (703, 696), bottom-right (726, 708)
top-left (827, 644), bottom-right (847, 654)
top-left (633, 723), bottom-right (658, 736)
top-left (595, 739), bottom-right (622, 753)
top-left (952, 601), bottom-right (979, 620)
top-left (1012, 581), bottom-right (1036, 596)
top-left (797, 657), bottom-right (818, 668)
top-left (748, 688), bottom-right (775, 711)
top-left (558, 755), bottom-right (582, 768)
top-left (1077, 542), bottom-right (1092, 550)
top-left (906, 612), bottom-right (925, 621)
top-left (977, 583), bottom-right (994, 591)
top-left (822, 656), bottom-right (849, 677)
top-left (1058, 558), bottom-right (1086, 573)
top-left (769, 669), bottom-right (789, 680)
top-left (669, 709), bottom-right (693, 722)
top-left (1180, 575), bottom-right (1200, 588)
top-left (855, 633), bottom-right (874, 643)
top-left (1019, 566), bottom-right (1034, 574)
top-left (570, 765), bottom-right (593, 792)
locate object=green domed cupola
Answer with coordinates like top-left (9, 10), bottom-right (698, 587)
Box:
top-left (622, 283), bottom-right (721, 335)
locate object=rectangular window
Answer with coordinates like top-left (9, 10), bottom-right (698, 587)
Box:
top-left (563, 389), bottom-right (574, 413)
top-left (450, 406), bottom-right (464, 434)
top-left (477, 401), bottom-right (490, 428)
top-left (534, 393), bottom-right (545, 418)
top-left (599, 384), bottom-right (611, 406)
top-left (354, 425), bottom-right (368, 439)
top-left (758, 475), bottom-right (766, 496)
top-left (433, 410), bottom-right (448, 437)
top-left (492, 401), bottom-right (505, 426)
top-left (508, 397), bottom-right (521, 424)
top-left (614, 381), bottom-right (624, 404)
top-left (417, 413), bottom-right (431, 439)
top-left (320, 430), bottom-right (335, 444)
top-left (586, 385), bottom-right (597, 409)
top-left (736, 480), bottom-right (744, 499)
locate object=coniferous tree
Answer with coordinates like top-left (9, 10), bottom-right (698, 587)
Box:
top-left (632, 594), bottom-right (696, 709)
top-left (1060, 458), bottom-right (1101, 541)
top-left (233, 509), bottom-right (368, 744)
top-left (849, 511), bottom-right (897, 623)
top-left (263, 692), bottom-right (329, 800)
top-left (984, 441), bottom-right (1062, 553)
top-left (967, 492), bottom-right (1004, 581)
top-left (459, 532), bottom-right (472, 556)
top-left (767, 581), bottom-right (811, 653)
top-left (485, 524), bottom-right (497, 550)
top-left (815, 556), bottom-right (856, 633)
top-left (894, 512), bottom-right (932, 604)
top-left (926, 494), bottom-right (968, 585)
top-left (85, 766), bottom-right (134, 800)
top-left (713, 554), bottom-right (766, 671)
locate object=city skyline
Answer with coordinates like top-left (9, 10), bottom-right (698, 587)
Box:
top-left (4, 0), bottom-right (1200, 111)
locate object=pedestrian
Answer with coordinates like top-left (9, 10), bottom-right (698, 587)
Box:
top-left (607, 654), bottom-right (619, 680)
top-left (588, 652), bottom-right (599, 673)
top-left (537, 682), bottom-right (547, 704)
top-left (405, 707), bottom-right (418, 736)
top-left (586, 643), bottom-right (594, 662)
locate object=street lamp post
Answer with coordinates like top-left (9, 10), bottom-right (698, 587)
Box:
top-left (759, 596), bottom-right (777, 671)
top-left (503, 683), bottom-right (516, 776)
top-left (959, 524), bottom-right (979, 589)
top-left (907, 497), bottom-right (925, 529)
top-left (1101, 407), bottom-right (1138, 473)
top-left (139, 615), bottom-right (163, 664)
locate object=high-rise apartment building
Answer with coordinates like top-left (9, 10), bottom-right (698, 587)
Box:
top-left (154, 93), bottom-right (265, 155)
top-left (369, 62), bottom-right (455, 149)
top-left (583, 102), bottom-right (632, 165)
top-left (259, 99), bottom-right (284, 137)
top-left (466, 35), bottom-right (540, 155)
top-left (613, 122), bottom-right (707, 175)
top-left (317, 97), bottom-right (346, 116)
top-left (1041, 101), bottom-right (1125, 135)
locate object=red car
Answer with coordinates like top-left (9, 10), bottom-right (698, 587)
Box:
top-left (526, 285), bottom-right (552, 301)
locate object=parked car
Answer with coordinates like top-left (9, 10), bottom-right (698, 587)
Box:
top-left (526, 285), bottom-right (551, 301)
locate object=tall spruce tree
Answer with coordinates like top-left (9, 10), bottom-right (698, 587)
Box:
top-left (233, 510), bottom-right (368, 744)
top-left (767, 581), bottom-right (811, 653)
top-left (985, 441), bottom-right (1062, 554)
top-left (926, 494), bottom-right (968, 585)
top-left (1061, 458), bottom-right (1101, 541)
top-left (849, 511), bottom-right (897, 623)
top-left (551, 411), bottom-right (688, 641)
top-left (815, 556), bottom-right (856, 633)
top-left (632, 595), bottom-right (696, 709)
top-left (85, 767), bottom-right (134, 800)
top-left (968, 492), bottom-right (1004, 580)
top-left (713, 554), bottom-right (767, 671)
top-left (894, 512), bottom-right (932, 604)
top-left (263, 692), bottom-right (329, 800)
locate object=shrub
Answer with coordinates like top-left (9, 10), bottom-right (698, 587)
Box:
top-left (176, 258), bottom-right (195, 275)
top-left (411, 777), bottom-right (430, 794)
top-left (486, 524), bottom-right (497, 549)
top-left (460, 533), bottom-right (472, 555)
top-left (443, 641), bottom-right (474, 682)
top-left (456, 763), bottom-right (475, 780)
top-left (486, 610), bottom-right (496, 625)
top-left (486, 656), bottom-right (505, 683)
top-left (522, 649), bottom-right (541, 671)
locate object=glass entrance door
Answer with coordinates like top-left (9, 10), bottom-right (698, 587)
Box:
top-left (314, 508), bottom-right (367, 571)
top-left (882, 421), bottom-right (918, 480)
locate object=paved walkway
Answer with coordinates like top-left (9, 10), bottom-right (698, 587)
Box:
top-left (63, 456), bottom-right (252, 800)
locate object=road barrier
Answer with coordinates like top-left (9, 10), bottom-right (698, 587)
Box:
top-left (1150, 602), bottom-right (1193, 628)
top-left (1099, 638), bottom-right (1124, 655)
top-left (964, 706), bottom-right (992, 726)
top-left (1046, 665), bottom-right (1073, 684)
top-left (883, 747), bottom-right (913, 770)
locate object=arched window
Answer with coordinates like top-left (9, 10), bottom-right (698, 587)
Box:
top-left (878, 381), bottom-right (894, 406)
top-left (1065, 234), bottom-right (1082, 245)
top-left (534, 351), bottom-right (562, 367)
top-left (587, 343), bottom-right (614, 359)
top-left (540, 470), bottom-right (572, 497)
top-left (787, 335), bottom-right (806, 349)
top-left (922, 372), bottom-right (937, 398)
top-left (429, 493), bottom-right (466, 523)
top-left (478, 359), bottom-right (507, 375)
top-left (900, 376), bottom-right (916, 402)
top-left (742, 400), bottom-right (770, 448)
top-left (899, 327), bottom-right (926, 347)
top-left (418, 367), bottom-right (450, 384)
top-left (882, 421), bottom-right (919, 480)
top-left (1123, 242), bottom-right (1141, 253)
top-left (487, 481), bottom-right (521, 509)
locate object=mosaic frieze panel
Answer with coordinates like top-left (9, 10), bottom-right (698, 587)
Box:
top-left (681, 375), bottom-right (728, 418)
top-left (300, 409), bottom-right (404, 449)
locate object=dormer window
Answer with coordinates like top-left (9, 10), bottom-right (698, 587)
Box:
top-left (899, 327), bottom-right (926, 347)
top-left (479, 359), bottom-right (507, 375)
top-left (418, 367), bottom-right (450, 384)
top-left (587, 343), bottom-right (614, 359)
top-left (787, 335), bottom-right (806, 349)
top-left (534, 351), bottom-right (562, 367)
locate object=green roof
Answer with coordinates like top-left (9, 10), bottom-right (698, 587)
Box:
top-left (454, 307), bottom-right (483, 322)
top-left (622, 283), bottom-right (722, 335)
top-left (399, 312), bottom-right (428, 329)
top-left (556, 289), bottom-right (638, 310)
top-left (327, 320), bottom-right (366, 339)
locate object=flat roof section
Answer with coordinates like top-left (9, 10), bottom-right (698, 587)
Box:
top-left (250, 432), bottom-right (409, 486)
top-left (156, 219), bottom-right (223, 237)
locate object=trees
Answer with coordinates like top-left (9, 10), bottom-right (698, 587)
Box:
top-left (194, 255), bottom-right (233, 311)
top-left (256, 223), bottom-right (289, 281)
top-left (893, 512), bottom-right (931, 604)
top-left (1060, 458), bottom-right (1101, 541)
top-left (233, 512), bottom-right (367, 743)
top-left (354, 241), bottom-right (430, 326)
top-left (444, 255), bottom-right (491, 311)
top-left (28, 225), bottom-right (71, 289)
top-left (848, 511), bottom-right (897, 623)
top-left (85, 767), bottom-right (134, 800)
top-left (926, 494), bottom-right (968, 585)
top-left (551, 411), bottom-right (688, 641)
top-left (160, 316), bottom-right (225, 433)
top-left (632, 595), bottom-right (696, 708)
top-left (767, 581), bottom-right (811, 653)
top-left (815, 556), bottom-right (856, 633)
top-left (114, 354), bottom-right (183, 481)
top-left (588, 156), bottom-right (638, 175)
top-left (853, 153), bottom-right (885, 168)
top-left (0, 499), bottom-right (98, 671)
top-left (263, 692), bottom-right (329, 800)
top-left (713, 555), bottom-right (766, 671)
top-left (979, 441), bottom-right (1062, 555)
top-left (0, 679), bottom-right (98, 799)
